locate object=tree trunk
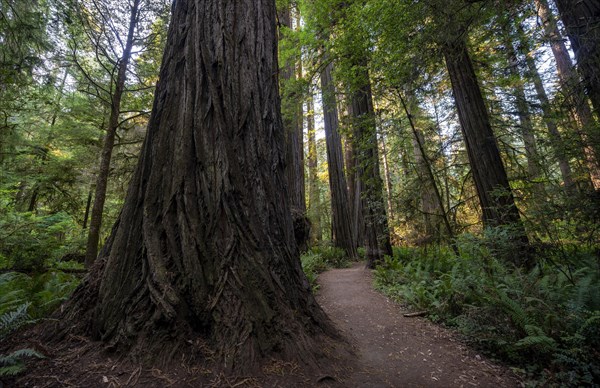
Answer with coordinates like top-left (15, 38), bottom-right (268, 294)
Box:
top-left (554, 0), bottom-right (600, 121)
top-left (379, 134), bottom-right (394, 226)
top-left (535, 0), bottom-right (600, 190)
top-left (503, 30), bottom-right (544, 198)
top-left (344, 130), bottom-right (365, 248)
top-left (411, 125), bottom-right (440, 237)
top-left (349, 66), bottom-right (392, 268)
top-left (320, 61), bottom-right (357, 259)
top-left (306, 93), bottom-right (321, 243)
top-left (443, 37), bottom-right (527, 246)
top-left (517, 22), bottom-right (575, 191)
top-left (279, 5), bottom-right (308, 250)
top-left (82, 186), bottom-right (93, 230)
top-left (85, 0), bottom-right (141, 266)
top-left (400, 94), bottom-right (456, 252)
top-left (58, 0), bottom-right (334, 372)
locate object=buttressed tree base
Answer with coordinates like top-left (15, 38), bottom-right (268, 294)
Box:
top-left (51, 0), bottom-right (336, 372)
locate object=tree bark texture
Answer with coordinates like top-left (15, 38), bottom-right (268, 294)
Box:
top-left (536, 0), bottom-right (600, 190)
top-left (349, 66), bottom-right (392, 268)
top-left (321, 61), bottom-right (357, 259)
top-left (443, 37), bottom-right (525, 232)
top-left (85, 0), bottom-right (141, 266)
top-left (63, 0), bottom-right (333, 372)
top-left (554, 0), bottom-right (600, 121)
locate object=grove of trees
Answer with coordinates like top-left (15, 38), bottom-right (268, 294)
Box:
top-left (0, 0), bottom-right (599, 384)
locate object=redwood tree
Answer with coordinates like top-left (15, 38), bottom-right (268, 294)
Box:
top-left (554, 0), bottom-right (600, 121)
top-left (443, 37), bottom-right (526, 235)
top-left (59, 0), bottom-right (333, 372)
top-left (321, 61), bottom-right (357, 259)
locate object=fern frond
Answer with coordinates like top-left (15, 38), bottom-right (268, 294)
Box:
top-left (0, 303), bottom-right (32, 338)
top-left (0, 347), bottom-right (44, 377)
top-left (515, 335), bottom-right (556, 350)
top-left (0, 363), bottom-right (25, 376)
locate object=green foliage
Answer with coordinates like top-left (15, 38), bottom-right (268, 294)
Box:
top-left (0, 271), bottom-right (81, 318)
top-left (374, 236), bottom-right (600, 386)
top-left (0, 270), bottom-right (79, 377)
top-left (0, 212), bottom-right (84, 272)
top-left (0, 348), bottom-right (45, 377)
top-left (0, 303), bottom-right (45, 378)
top-left (300, 246), bottom-right (354, 290)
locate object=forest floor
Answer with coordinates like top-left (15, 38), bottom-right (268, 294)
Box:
top-left (315, 262), bottom-right (521, 387)
top-left (4, 262), bottom-right (522, 387)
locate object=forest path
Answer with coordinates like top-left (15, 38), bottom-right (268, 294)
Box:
top-left (316, 263), bottom-right (520, 388)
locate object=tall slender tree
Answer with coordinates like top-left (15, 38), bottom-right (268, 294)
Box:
top-left (306, 93), bottom-right (322, 243)
top-left (279, 3), bottom-right (307, 218)
top-left (516, 22), bottom-right (575, 191)
top-left (502, 26), bottom-right (544, 198)
top-left (84, 0), bottom-right (143, 266)
top-left (535, 0), bottom-right (600, 190)
top-left (554, 0), bottom-right (600, 121)
top-left (443, 35), bottom-right (526, 241)
top-left (321, 61), bottom-right (357, 259)
top-left (349, 64), bottom-right (393, 267)
top-left (57, 0), bottom-right (333, 371)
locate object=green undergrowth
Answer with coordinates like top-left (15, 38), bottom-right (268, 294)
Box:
top-left (301, 246), bottom-right (356, 290)
top-left (373, 233), bottom-right (600, 387)
top-left (0, 211), bottom-right (85, 272)
top-left (0, 270), bottom-right (82, 377)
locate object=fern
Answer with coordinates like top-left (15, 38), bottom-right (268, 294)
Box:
top-left (514, 335), bottom-right (556, 350)
top-left (0, 303), bottom-right (32, 338)
top-left (493, 289), bottom-right (531, 333)
top-left (0, 348), bottom-right (45, 377)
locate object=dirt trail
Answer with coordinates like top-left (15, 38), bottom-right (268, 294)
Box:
top-left (316, 263), bottom-right (520, 387)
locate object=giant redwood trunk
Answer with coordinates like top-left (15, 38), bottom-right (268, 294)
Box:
top-left (60, 0), bottom-right (333, 372)
top-left (443, 38), bottom-right (526, 235)
top-left (321, 61), bottom-right (357, 259)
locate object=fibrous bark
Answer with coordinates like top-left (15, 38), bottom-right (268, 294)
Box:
top-left (60, 0), bottom-right (333, 372)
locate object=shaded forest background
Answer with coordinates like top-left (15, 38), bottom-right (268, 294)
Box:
top-left (0, 0), bottom-right (599, 385)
